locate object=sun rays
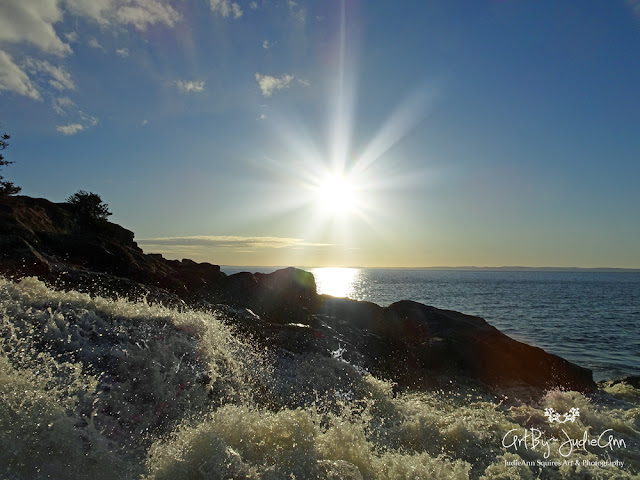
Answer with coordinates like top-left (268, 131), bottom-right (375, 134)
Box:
top-left (246, 1), bottom-right (436, 265)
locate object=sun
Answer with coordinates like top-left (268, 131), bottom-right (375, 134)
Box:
top-left (314, 172), bottom-right (358, 216)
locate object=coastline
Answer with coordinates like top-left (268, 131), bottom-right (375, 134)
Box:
top-left (220, 265), bottom-right (640, 273)
top-left (1, 195), bottom-right (638, 478)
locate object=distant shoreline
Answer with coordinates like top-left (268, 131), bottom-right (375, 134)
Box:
top-left (220, 265), bottom-right (640, 273)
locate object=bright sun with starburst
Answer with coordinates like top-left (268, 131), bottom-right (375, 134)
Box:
top-left (314, 172), bottom-right (358, 217)
top-left (246, 0), bottom-right (433, 262)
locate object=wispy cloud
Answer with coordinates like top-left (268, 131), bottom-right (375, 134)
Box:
top-left (24, 58), bottom-right (75, 91)
top-left (52, 96), bottom-right (75, 114)
top-left (64, 0), bottom-right (181, 31)
top-left (87, 37), bottom-right (105, 51)
top-left (138, 235), bottom-right (326, 250)
top-left (255, 73), bottom-right (294, 97)
top-left (286, 0), bottom-right (306, 23)
top-left (56, 123), bottom-right (84, 135)
top-left (209, 0), bottom-right (243, 19)
top-left (0, 50), bottom-right (41, 99)
top-left (0, 56), bottom-right (78, 102)
top-left (116, 47), bottom-right (130, 57)
top-left (64, 31), bottom-right (79, 43)
top-left (175, 79), bottom-right (206, 93)
top-left (55, 106), bottom-right (98, 135)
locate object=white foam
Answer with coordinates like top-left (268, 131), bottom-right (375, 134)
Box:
top-left (1, 277), bottom-right (638, 479)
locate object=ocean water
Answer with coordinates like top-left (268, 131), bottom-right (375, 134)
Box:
top-left (223, 267), bottom-right (640, 382)
top-left (1, 276), bottom-right (639, 479)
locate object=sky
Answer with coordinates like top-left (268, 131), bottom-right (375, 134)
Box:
top-left (1, 0), bottom-right (640, 268)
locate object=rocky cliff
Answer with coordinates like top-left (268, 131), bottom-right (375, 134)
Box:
top-left (0, 194), bottom-right (595, 395)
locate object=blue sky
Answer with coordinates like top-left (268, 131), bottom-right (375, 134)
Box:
top-left (1, 0), bottom-right (639, 268)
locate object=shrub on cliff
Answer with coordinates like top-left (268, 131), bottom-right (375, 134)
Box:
top-left (0, 126), bottom-right (21, 196)
top-left (66, 190), bottom-right (112, 221)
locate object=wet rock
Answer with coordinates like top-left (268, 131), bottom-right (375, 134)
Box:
top-left (605, 375), bottom-right (640, 389)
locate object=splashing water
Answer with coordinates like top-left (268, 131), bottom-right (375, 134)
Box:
top-left (1, 277), bottom-right (638, 479)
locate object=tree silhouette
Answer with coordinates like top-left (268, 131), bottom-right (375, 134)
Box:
top-left (66, 190), bottom-right (112, 221)
top-left (0, 125), bottom-right (21, 195)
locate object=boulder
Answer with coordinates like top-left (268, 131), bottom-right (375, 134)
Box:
top-left (308, 297), bottom-right (595, 392)
top-left (219, 267), bottom-right (317, 322)
top-left (380, 301), bottom-right (595, 392)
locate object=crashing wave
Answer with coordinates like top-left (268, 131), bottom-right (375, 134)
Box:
top-left (1, 277), bottom-right (638, 479)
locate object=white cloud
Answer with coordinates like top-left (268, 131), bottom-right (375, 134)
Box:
top-left (0, 50), bottom-right (41, 99)
top-left (55, 110), bottom-right (97, 135)
top-left (116, 47), bottom-right (130, 57)
top-left (209, 0), bottom-right (243, 19)
top-left (80, 112), bottom-right (99, 126)
top-left (287, 0), bottom-right (306, 23)
top-left (63, 0), bottom-right (181, 31)
top-left (53, 102), bottom-right (98, 134)
top-left (64, 31), bottom-right (79, 43)
top-left (87, 38), bottom-right (104, 50)
top-left (138, 235), bottom-right (320, 250)
top-left (56, 123), bottom-right (84, 135)
top-left (262, 40), bottom-right (270, 50)
top-left (175, 79), bottom-right (205, 93)
top-left (140, 119), bottom-right (148, 126)
top-left (255, 73), bottom-right (294, 97)
top-left (24, 58), bottom-right (75, 91)
top-left (52, 95), bottom-right (75, 114)
top-left (0, 0), bottom-right (71, 56)
top-left (115, 2), bottom-right (181, 30)
top-left (249, 1), bottom-right (259, 10)
top-left (137, 235), bottom-right (333, 261)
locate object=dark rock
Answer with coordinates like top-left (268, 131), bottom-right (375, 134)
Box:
top-left (604, 375), bottom-right (640, 389)
top-left (235, 296), bottom-right (595, 393)
top-left (0, 195), bottom-right (225, 302)
top-left (219, 267), bottom-right (317, 323)
top-left (380, 301), bottom-right (594, 392)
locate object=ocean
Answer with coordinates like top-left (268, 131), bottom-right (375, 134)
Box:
top-left (223, 267), bottom-right (640, 382)
top-left (1, 274), bottom-right (639, 479)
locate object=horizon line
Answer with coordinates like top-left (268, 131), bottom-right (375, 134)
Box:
top-left (218, 265), bottom-right (640, 272)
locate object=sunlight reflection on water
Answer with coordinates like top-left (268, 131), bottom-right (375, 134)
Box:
top-left (311, 267), bottom-right (361, 298)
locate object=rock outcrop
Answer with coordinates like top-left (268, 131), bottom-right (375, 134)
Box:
top-left (0, 194), bottom-right (596, 394)
top-left (316, 298), bottom-right (594, 392)
top-left (0, 195), bottom-right (225, 303)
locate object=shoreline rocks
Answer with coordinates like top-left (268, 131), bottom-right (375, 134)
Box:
top-left (0, 194), bottom-right (596, 394)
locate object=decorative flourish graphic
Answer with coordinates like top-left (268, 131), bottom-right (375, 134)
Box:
top-left (544, 407), bottom-right (580, 424)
